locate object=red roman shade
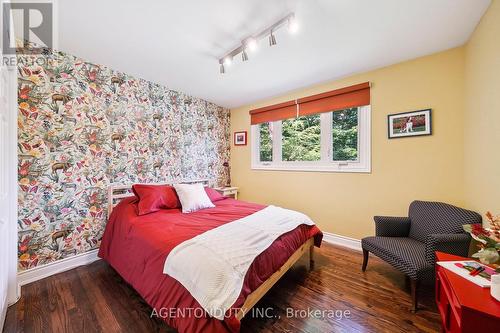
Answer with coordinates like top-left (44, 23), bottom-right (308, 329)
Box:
top-left (249, 82), bottom-right (370, 125)
top-left (249, 100), bottom-right (298, 125)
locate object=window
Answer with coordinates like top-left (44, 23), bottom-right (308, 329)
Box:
top-left (282, 114), bottom-right (321, 161)
top-left (252, 106), bottom-right (371, 172)
top-left (332, 107), bottom-right (358, 161)
top-left (259, 122), bottom-right (273, 162)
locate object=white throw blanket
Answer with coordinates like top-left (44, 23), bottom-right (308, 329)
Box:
top-left (163, 205), bottom-right (315, 320)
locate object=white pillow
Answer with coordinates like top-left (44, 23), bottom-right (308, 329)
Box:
top-left (174, 183), bottom-right (215, 213)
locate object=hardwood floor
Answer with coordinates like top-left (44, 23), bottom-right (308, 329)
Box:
top-left (4, 243), bottom-right (441, 333)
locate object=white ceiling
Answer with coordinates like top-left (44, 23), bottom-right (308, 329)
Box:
top-left (56, 0), bottom-right (490, 108)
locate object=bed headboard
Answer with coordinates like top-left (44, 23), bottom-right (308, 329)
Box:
top-left (107, 179), bottom-right (214, 217)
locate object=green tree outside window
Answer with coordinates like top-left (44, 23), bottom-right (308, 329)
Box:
top-left (282, 114), bottom-right (321, 161)
top-left (259, 122), bottom-right (273, 162)
top-left (332, 108), bottom-right (358, 161)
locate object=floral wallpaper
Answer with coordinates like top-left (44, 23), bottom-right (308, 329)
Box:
top-left (17, 46), bottom-right (230, 271)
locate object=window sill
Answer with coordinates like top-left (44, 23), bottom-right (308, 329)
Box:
top-left (251, 164), bottom-right (371, 173)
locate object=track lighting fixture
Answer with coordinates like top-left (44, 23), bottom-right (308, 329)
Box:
top-left (269, 32), bottom-right (277, 46)
top-left (219, 57), bottom-right (232, 74)
top-left (218, 13), bottom-right (297, 74)
top-left (241, 49), bottom-right (249, 62)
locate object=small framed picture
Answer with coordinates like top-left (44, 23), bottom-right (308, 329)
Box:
top-left (234, 131), bottom-right (247, 146)
top-left (388, 109), bottom-right (432, 139)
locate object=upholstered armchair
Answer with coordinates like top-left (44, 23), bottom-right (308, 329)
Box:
top-left (361, 200), bottom-right (481, 311)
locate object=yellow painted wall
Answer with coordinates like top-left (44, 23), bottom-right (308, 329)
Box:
top-left (464, 0), bottom-right (500, 217)
top-left (230, 48), bottom-right (466, 239)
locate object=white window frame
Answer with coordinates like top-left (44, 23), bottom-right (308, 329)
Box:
top-left (251, 105), bottom-right (371, 173)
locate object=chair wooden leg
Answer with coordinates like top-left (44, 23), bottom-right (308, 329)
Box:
top-left (309, 244), bottom-right (315, 271)
top-left (410, 279), bottom-right (419, 312)
top-left (405, 275), bottom-right (410, 286)
top-left (362, 249), bottom-right (369, 271)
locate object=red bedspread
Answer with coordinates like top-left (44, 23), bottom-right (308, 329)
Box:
top-left (98, 197), bottom-right (322, 333)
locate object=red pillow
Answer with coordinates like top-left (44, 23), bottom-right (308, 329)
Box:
top-left (132, 184), bottom-right (180, 215)
top-left (205, 187), bottom-right (226, 202)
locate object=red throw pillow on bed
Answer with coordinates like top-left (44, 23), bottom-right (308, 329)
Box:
top-left (204, 187), bottom-right (226, 202)
top-left (132, 184), bottom-right (180, 215)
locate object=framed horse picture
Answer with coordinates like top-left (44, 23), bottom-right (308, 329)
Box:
top-left (388, 109), bottom-right (432, 139)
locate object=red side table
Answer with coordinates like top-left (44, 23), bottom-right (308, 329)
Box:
top-left (435, 252), bottom-right (500, 332)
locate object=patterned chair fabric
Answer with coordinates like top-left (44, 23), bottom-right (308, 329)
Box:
top-left (362, 236), bottom-right (433, 280)
top-left (362, 201), bottom-right (481, 283)
top-left (408, 201), bottom-right (482, 243)
top-left (374, 216), bottom-right (411, 237)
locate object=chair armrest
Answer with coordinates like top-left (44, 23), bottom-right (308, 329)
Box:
top-left (374, 216), bottom-right (411, 237)
top-left (425, 233), bottom-right (471, 264)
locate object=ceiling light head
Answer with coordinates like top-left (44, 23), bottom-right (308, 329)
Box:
top-left (288, 16), bottom-right (299, 34)
top-left (246, 38), bottom-right (257, 52)
top-left (242, 49), bottom-right (249, 62)
top-left (223, 56), bottom-right (232, 66)
top-left (269, 32), bottom-right (277, 46)
top-left (219, 62), bottom-right (225, 74)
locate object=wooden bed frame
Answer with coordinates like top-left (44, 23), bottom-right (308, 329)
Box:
top-left (107, 180), bottom-right (315, 321)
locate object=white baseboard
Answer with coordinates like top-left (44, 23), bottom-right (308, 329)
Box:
top-left (322, 232), bottom-right (362, 251)
top-left (16, 249), bottom-right (100, 299)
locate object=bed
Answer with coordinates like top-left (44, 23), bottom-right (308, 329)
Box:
top-left (98, 180), bottom-right (323, 333)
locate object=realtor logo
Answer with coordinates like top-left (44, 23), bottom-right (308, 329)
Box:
top-left (2, 1), bottom-right (55, 55)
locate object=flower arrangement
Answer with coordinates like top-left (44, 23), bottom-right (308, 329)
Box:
top-left (463, 211), bottom-right (500, 271)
